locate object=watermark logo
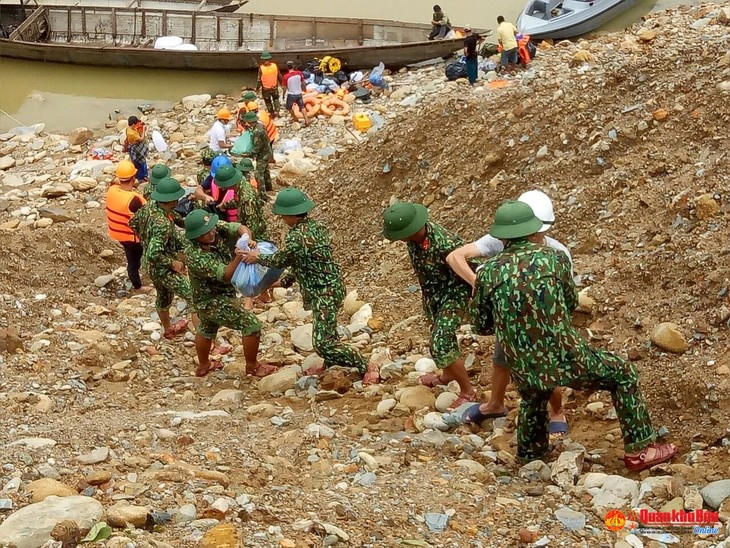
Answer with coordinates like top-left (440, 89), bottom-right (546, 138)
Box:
top-left (604, 510), bottom-right (626, 532)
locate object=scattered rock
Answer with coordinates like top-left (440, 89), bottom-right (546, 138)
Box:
top-left (26, 479), bottom-right (77, 503)
top-left (0, 496), bottom-right (103, 548)
top-left (700, 480), bottom-right (730, 509)
top-left (551, 451), bottom-right (584, 488)
top-left (257, 366), bottom-right (299, 394)
top-left (398, 385), bottom-right (436, 410)
top-left (199, 523), bottom-right (239, 547)
top-left (107, 501), bottom-right (150, 528)
top-left (76, 447), bottom-right (109, 465)
top-left (290, 324), bottom-right (314, 351)
top-left (555, 507), bottom-right (586, 531)
top-left (84, 470), bottom-right (112, 486)
top-left (68, 127), bottom-right (93, 145)
top-left (650, 322), bottom-right (688, 354)
top-left (69, 176), bottom-right (98, 191)
top-left (695, 193), bottom-right (720, 220)
top-left (637, 28), bottom-right (656, 41)
top-left (42, 183), bottom-right (74, 198)
top-left (181, 94), bottom-right (211, 110)
top-left (210, 389), bottom-right (244, 406)
top-left (570, 50), bottom-right (595, 66)
top-left (435, 391), bottom-right (458, 412)
top-left (0, 156), bottom-right (16, 170)
top-left (653, 108), bottom-right (668, 121)
top-left (592, 475), bottom-right (639, 513)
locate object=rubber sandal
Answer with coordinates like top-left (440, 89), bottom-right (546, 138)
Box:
top-left (549, 420), bottom-right (569, 439)
top-left (362, 363), bottom-right (381, 386)
top-left (195, 357), bottom-right (223, 377)
top-left (212, 345), bottom-right (232, 356)
top-left (447, 394), bottom-right (478, 411)
top-left (624, 443), bottom-right (677, 472)
top-left (419, 372), bottom-right (446, 388)
top-left (247, 363), bottom-right (277, 377)
top-left (463, 404), bottom-right (508, 424)
top-left (163, 319), bottom-right (188, 340)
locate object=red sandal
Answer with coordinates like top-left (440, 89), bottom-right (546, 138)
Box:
top-left (195, 357), bottom-right (224, 377)
top-left (624, 443), bottom-right (677, 472)
top-left (163, 319), bottom-right (189, 340)
top-left (362, 363), bottom-right (381, 386)
top-left (247, 363), bottom-right (278, 377)
top-left (419, 372), bottom-right (446, 388)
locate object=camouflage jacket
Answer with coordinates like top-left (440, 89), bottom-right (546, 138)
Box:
top-left (129, 202), bottom-right (186, 276)
top-left (258, 218), bottom-right (343, 309)
top-left (185, 221), bottom-right (242, 310)
top-left (219, 179), bottom-right (269, 240)
top-left (470, 240), bottom-right (583, 384)
top-left (251, 123), bottom-right (272, 161)
top-left (406, 221), bottom-right (471, 320)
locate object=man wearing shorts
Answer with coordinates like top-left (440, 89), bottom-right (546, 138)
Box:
top-left (447, 190), bottom-right (570, 436)
top-left (282, 61), bottom-right (310, 127)
top-left (184, 209), bottom-right (276, 378)
top-left (496, 15), bottom-right (519, 71)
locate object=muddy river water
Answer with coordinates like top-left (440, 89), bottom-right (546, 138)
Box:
top-left (0, 0), bottom-right (690, 132)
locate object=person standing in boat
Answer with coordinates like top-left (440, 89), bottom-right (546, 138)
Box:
top-left (462, 26), bottom-right (483, 85)
top-left (125, 116), bottom-right (149, 183)
top-left (496, 15), bottom-right (519, 71)
top-left (282, 61), bottom-right (311, 128)
top-left (428, 5), bottom-right (451, 40)
top-left (256, 52), bottom-right (283, 117)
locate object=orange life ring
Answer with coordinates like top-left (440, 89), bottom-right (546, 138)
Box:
top-left (320, 98), bottom-right (350, 117)
top-left (293, 96), bottom-right (321, 119)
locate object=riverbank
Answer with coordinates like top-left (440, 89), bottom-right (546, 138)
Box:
top-left (1, 3), bottom-right (729, 548)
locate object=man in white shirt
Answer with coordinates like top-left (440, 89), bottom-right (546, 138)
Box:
top-left (496, 15), bottom-right (519, 70)
top-left (208, 108), bottom-right (232, 152)
top-left (446, 190), bottom-right (570, 437)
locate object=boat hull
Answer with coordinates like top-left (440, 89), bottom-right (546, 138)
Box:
top-left (517, 0), bottom-right (639, 40)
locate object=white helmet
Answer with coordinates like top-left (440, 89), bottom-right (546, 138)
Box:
top-left (518, 190), bottom-right (555, 233)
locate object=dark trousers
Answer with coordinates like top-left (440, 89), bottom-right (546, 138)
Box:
top-left (466, 58), bottom-right (478, 84)
top-left (428, 25), bottom-right (450, 40)
top-left (121, 241), bottom-right (143, 289)
top-left (261, 88), bottom-right (280, 113)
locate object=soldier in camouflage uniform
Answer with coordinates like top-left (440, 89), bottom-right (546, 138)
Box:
top-left (241, 111), bottom-right (273, 201)
top-left (215, 161), bottom-right (269, 241)
top-left (382, 202), bottom-right (478, 409)
top-left (141, 163), bottom-right (171, 200)
top-left (470, 200), bottom-right (677, 470)
top-left (130, 177), bottom-right (198, 339)
top-left (197, 147), bottom-right (218, 188)
top-left (184, 209), bottom-right (277, 377)
top-left (241, 188), bottom-right (380, 385)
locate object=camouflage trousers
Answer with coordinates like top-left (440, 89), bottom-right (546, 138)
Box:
top-left (429, 300), bottom-right (464, 369)
top-left (511, 347), bottom-right (657, 460)
top-left (312, 296), bottom-right (367, 373)
top-left (197, 297), bottom-right (262, 339)
top-left (255, 158), bottom-right (272, 197)
top-left (261, 88), bottom-right (280, 113)
top-left (150, 269), bottom-right (193, 312)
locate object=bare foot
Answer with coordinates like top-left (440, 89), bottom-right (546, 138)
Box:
top-left (477, 401), bottom-right (509, 416)
top-left (246, 362), bottom-right (277, 377)
top-left (133, 285), bottom-right (154, 295)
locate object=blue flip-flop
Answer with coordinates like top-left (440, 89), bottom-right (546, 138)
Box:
top-left (463, 403), bottom-right (508, 424)
top-left (549, 420), bottom-right (569, 437)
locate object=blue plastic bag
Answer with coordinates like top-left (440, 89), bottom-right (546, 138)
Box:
top-left (231, 234), bottom-right (284, 297)
top-left (369, 62), bottom-right (388, 88)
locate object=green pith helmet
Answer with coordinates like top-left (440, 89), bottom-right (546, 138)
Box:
top-left (151, 177), bottom-right (186, 203)
top-left (243, 111), bottom-right (258, 123)
top-left (237, 158), bottom-right (255, 172)
top-left (382, 202), bottom-right (429, 241)
top-left (185, 209), bottom-right (219, 240)
top-left (214, 165), bottom-right (243, 189)
top-left (272, 188), bottom-right (315, 216)
top-left (242, 91), bottom-right (258, 102)
top-left (149, 163), bottom-right (171, 186)
top-left (489, 200), bottom-right (543, 240)
top-left (260, 51), bottom-right (272, 60)
top-left (200, 147), bottom-right (217, 165)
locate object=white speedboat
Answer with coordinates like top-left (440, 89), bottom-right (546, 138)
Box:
top-left (517, 0), bottom-right (639, 40)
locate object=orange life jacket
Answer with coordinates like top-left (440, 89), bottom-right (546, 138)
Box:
top-left (260, 63), bottom-right (279, 89)
top-left (211, 181), bottom-right (238, 222)
top-left (106, 185), bottom-right (146, 242)
top-left (518, 35), bottom-right (533, 65)
top-left (257, 110), bottom-right (278, 143)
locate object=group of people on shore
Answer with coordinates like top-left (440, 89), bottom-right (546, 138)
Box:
top-left (106, 115), bottom-right (678, 470)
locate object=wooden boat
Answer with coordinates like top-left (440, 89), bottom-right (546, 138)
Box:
top-left (0, 4), bottom-right (470, 70)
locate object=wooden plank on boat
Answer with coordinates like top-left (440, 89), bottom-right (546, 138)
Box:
top-left (268, 14), bottom-right (274, 48)
top-left (237, 16), bottom-right (242, 48)
top-left (215, 13), bottom-right (220, 41)
top-left (141, 10), bottom-right (146, 38)
top-left (358, 19), bottom-right (364, 46)
top-left (66, 7), bottom-right (71, 42)
top-left (191, 11), bottom-right (196, 42)
top-left (111, 8), bottom-right (117, 41)
top-left (81, 7), bottom-right (86, 37)
top-left (162, 10), bottom-right (167, 35)
top-left (7, 5), bottom-right (46, 41)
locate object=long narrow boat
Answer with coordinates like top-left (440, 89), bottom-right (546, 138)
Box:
top-left (0, 4), bottom-right (469, 70)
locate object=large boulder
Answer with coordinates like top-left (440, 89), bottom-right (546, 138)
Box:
top-left (257, 366), bottom-right (300, 394)
top-left (399, 385), bottom-right (436, 410)
top-left (0, 495), bottom-right (104, 548)
top-left (181, 94), bottom-right (211, 110)
top-left (69, 127), bottom-right (93, 145)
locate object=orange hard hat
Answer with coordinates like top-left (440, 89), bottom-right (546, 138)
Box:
top-left (217, 108), bottom-right (232, 120)
top-left (246, 101), bottom-right (259, 112)
top-left (116, 160), bottom-right (137, 179)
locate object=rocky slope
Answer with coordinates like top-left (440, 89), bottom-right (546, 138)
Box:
top-left (1, 2), bottom-right (730, 548)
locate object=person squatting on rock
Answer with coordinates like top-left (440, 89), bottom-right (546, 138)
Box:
top-left (241, 188), bottom-right (380, 385)
top-left (125, 116), bottom-right (149, 182)
top-left (130, 177), bottom-right (199, 340)
top-left (256, 51), bottom-right (282, 115)
top-left (428, 5), bottom-right (451, 40)
top-left (469, 200), bottom-right (677, 470)
top-left (447, 190), bottom-right (569, 436)
top-left (184, 209), bottom-right (278, 378)
top-left (105, 160), bottom-right (152, 294)
top-left (240, 111), bottom-right (274, 201)
top-left (382, 202), bottom-right (478, 409)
